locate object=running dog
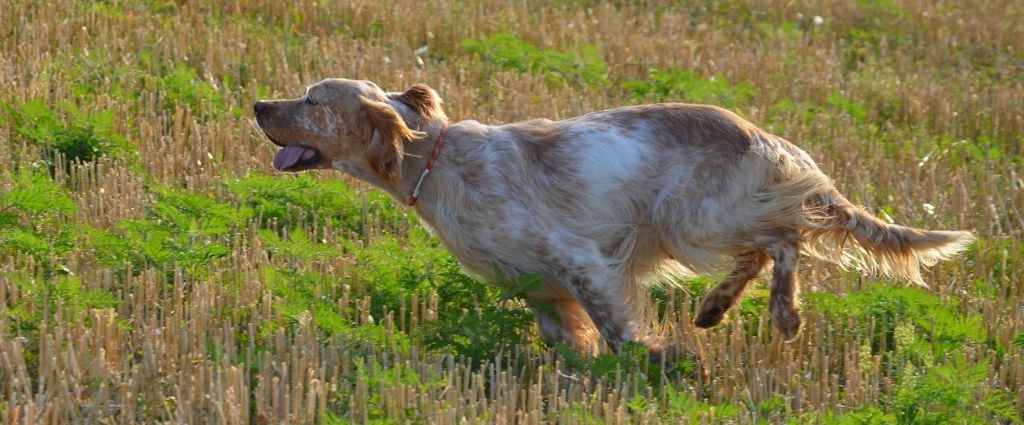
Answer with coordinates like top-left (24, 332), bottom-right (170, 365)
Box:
top-left (254, 79), bottom-right (973, 355)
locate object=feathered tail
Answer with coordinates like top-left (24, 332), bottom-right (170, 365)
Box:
top-left (742, 159), bottom-right (973, 285)
top-left (800, 187), bottom-right (975, 285)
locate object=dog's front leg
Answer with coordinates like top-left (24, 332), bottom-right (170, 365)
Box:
top-left (560, 266), bottom-right (646, 353)
top-left (527, 295), bottom-right (600, 355)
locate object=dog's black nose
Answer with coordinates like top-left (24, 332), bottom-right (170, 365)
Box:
top-left (254, 101), bottom-right (268, 114)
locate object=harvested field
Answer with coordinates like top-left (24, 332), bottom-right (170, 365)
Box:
top-left (0, 0), bottom-right (1022, 423)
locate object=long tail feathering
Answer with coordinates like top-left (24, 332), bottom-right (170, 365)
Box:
top-left (748, 166), bottom-right (974, 285)
top-left (802, 193), bottom-right (974, 285)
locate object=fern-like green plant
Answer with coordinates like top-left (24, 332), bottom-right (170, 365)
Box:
top-left (2, 271), bottom-right (120, 373)
top-left (660, 386), bottom-right (741, 422)
top-left (117, 184), bottom-right (250, 274)
top-left (0, 169), bottom-right (78, 273)
top-left (226, 172), bottom-right (400, 235)
top-left (259, 228), bottom-right (341, 263)
top-left (160, 64), bottom-right (226, 118)
top-left (405, 248), bottom-right (537, 366)
top-left (805, 284), bottom-right (987, 356)
top-left (2, 272), bottom-right (119, 326)
top-left (622, 68), bottom-right (758, 107)
top-left (462, 32), bottom-right (608, 86)
top-left (265, 266), bottom-right (350, 336)
top-left (892, 354), bottom-right (1019, 424)
top-left (4, 99), bottom-right (134, 171)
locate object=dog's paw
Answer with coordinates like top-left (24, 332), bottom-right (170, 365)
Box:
top-left (694, 297), bottom-right (730, 328)
top-left (771, 306), bottom-right (802, 341)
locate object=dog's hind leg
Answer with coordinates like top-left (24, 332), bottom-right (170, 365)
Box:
top-left (764, 234), bottom-right (803, 341)
top-left (694, 250), bottom-right (769, 328)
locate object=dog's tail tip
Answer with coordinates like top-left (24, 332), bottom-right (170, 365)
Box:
top-left (804, 193), bottom-right (974, 284)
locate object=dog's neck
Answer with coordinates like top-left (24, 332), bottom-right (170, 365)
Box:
top-left (385, 98), bottom-right (421, 129)
top-left (384, 99), bottom-right (450, 207)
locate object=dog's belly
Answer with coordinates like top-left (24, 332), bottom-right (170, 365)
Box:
top-left (425, 192), bottom-right (733, 286)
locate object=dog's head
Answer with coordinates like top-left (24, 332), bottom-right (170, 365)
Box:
top-left (254, 79), bottom-right (446, 184)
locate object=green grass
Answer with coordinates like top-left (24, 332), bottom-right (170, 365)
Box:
top-left (462, 32), bottom-right (609, 86)
top-left (0, 0), bottom-right (1021, 423)
top-left (623, 68), bottom-right (758, 107)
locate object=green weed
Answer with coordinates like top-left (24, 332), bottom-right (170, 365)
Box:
top-left (159, 64), bottom-right (226, 118)
top-left (265, 267), bottom-right (350, 336)
top-left (843, 0), bottom-right (909, 67)
top-left (1, 271), bottom-right (119, 376)
top-left (4, 99), bottom-right (134, 170)
top-left (622, 68), bottom-right (758, 107)
top-left (462, 32), bottom-right (608, 86)
top-left (342, 359), bottom-right (434, 420)
top-left (117, 184), bottom-right (249, 274)
top-left (555, 341), bottom-right (696, 391)
top-left (806, 284), bottom-right (986, 356)
top-left (410, 257), bottom-right (538, 366)
top-left (2, 272), bottom-right (119, 330)
top-left (0, 169), bottom-right (78, 273)
top-left (891, 355), bottom-right (1019, 424)
top-left (815, 353), bottom-right (1022, 424)
top-left (826, 91), bottom-right (868, 125)
top-left (259, 228), bottom-right (341, 263)
top-left (226, 172), bottom-right (400, 234)
top-left (660, 386), bottom-right (741, 422)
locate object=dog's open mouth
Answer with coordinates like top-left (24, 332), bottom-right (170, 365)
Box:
top-left (272, 145), bottom-right (321, 171)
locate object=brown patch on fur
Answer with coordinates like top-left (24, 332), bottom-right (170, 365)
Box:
top-left (606, 104), bottom-right (760, 200)
top-left (487, 119), bottom-right (594, 217)
top-left (389, 84), bottom-right (448, 127)
top-left (360, 96), bottom-right (424, 181)
top-left (510, 119), bottom-right (576, 179)
top-left (617, 104), bottom-right (757, 154)
top-left (528, 292), bottom-right (601, 355)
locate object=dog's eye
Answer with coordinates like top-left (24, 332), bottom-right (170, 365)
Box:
top-left (305, 96), bottom-right (318, 106)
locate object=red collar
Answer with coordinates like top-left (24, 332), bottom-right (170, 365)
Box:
top-left (408, 123), bottom-right (448, 206)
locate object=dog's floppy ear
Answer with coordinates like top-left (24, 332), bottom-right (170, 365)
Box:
top-left (360, 96), bottom-right (423, 181)
top-left (389, 84), bottom-right (447, 125)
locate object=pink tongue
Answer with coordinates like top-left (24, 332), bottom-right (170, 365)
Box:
top-left (272, 145), bottom-right (315, 171)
